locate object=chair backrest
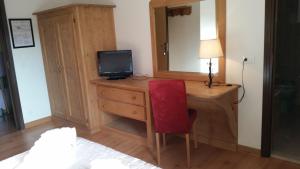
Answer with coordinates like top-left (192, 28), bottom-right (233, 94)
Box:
top-left (149, 80), bottom-right (190, 133)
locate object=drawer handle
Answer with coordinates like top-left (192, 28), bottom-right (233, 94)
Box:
top-left (132, 96), bottom-right (136, 100)
top-left (132, 111), bottom-right (137, 115)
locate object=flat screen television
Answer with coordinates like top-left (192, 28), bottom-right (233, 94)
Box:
top-left (97, 50), bottom-right (133, 80)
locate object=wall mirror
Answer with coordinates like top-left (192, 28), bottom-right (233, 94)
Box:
top-left (150, 0), bottom-right (226, 82)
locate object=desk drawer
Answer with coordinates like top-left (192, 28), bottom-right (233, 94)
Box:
top-left (99, 99), bottom-right (146, 121)
top-left (97, 86), bottom-right (145, 106)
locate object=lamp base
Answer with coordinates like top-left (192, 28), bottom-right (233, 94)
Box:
top-left (204, 82), bottom-right (222, 88)
top-left (208, 59), bottom-right (213, 88)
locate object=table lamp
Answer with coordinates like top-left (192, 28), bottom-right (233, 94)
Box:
top-left (199, 39), bottom-right (223, 88)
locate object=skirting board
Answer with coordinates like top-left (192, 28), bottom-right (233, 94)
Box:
top-left (25, 116), bottom-right (52, 129)
top-left (181, 134), bottom-right (261, 156)
top-left (237, 145), bottom-right (261, 156)
top-left (197, 138), bottom-right (260, 156)
top-left (196, 135), bottom-right (237, 151)
top-left (25, 116), bottom-right (261, 157)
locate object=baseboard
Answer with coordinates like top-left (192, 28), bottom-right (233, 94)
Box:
top-left (237, 145), bottom-right (261, 156)
top-left (197, 135), bottom-right (237, 151)
top-left (51, 116), bottom-right (92, 135)
top-left (25, 116), bottom-right (52, 129)
top-left (24, 116), bottom-right (261, 157)
top-left (272, 154), bottom-right (300, 164)
top-left (197, 134), bottom-right (261, 155)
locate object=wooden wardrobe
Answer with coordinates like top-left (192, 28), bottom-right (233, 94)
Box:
top-left (34, 4), bottom-right (116, 132)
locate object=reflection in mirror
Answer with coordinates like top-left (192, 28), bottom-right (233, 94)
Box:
top-left (155, 0), bottom-right (220, 73)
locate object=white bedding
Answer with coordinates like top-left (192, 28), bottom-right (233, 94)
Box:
top-left (0, 137), bottom-right (160, 169)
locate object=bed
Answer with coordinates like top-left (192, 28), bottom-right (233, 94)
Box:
top-left (0, 137), bottom-right (160, 169)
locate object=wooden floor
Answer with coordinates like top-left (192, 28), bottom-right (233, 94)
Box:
top-left (0, 117), bottom-right (16, 137)
top-left (1, 121), bottom-right (300, 169)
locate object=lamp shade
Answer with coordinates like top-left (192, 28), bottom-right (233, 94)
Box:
top-left (199, 39), bottom-right (224, 59)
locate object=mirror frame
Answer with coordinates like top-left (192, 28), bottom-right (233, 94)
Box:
top-left (150, 0), bottom-right (226, 82)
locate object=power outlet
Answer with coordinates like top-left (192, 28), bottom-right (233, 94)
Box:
top-left (243, 56), bottom-right (254, 64)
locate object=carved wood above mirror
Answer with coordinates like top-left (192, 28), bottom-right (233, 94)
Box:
top-left (150, 0), bottom-right (226, 82)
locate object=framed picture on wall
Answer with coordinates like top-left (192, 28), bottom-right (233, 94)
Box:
top-left (9, 18), bottom-right (35, 49)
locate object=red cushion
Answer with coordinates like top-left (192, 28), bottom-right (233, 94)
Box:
top-left (149, 80), bottom-right (197, 134)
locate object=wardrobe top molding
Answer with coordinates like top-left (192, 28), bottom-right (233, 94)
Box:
top-left (33, 4), bottom-right (116, 15)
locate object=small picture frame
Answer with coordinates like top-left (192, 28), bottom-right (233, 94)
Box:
top-left (9, 18), bottom-right (35, 49)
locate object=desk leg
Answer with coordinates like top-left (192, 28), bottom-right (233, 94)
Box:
top-left (145, 92), bottom-right (154, 150)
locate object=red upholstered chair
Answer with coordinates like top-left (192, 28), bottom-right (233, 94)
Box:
top-left (149, 80), bottom-right (198, 168)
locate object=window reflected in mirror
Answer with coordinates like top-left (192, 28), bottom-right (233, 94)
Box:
top-left (155, 0), bottom-right (220, 73)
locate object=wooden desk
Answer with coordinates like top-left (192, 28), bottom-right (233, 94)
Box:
top-left (91, 77), bottom-right (239, 151)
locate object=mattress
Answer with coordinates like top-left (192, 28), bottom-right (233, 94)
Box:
top-left (0, 137), bottom-right (160, 169)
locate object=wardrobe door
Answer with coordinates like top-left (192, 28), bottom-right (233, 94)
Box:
top-left (56, 13), bottom-right (86, 125)
top-left (39, 17), bottom-right (69, 118)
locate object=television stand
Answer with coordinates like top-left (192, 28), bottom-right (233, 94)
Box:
top-left (107, 76), bottom-right (127, 80)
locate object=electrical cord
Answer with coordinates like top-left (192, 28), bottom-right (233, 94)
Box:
top-left (234, 58), bottom-right (247, 104)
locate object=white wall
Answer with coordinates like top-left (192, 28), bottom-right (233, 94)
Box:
top-left (200, 0), bottom-right (217, 40)
top-left (72, 0), bottom-right (153, 76)
top-left (226, 0), bottom-right (265, 149)
top-left (199, 0), bottom-right (219, 74)
top-left (4, 0), bottom-right (72, 123)
top-left (112, 0), bottom-right (153, 76)
top-left (168, 3), bottom-right (200, 72)
top-left (168, 1), bottom-right (218, 73)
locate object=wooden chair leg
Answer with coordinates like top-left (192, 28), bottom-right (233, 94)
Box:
top-left (185, 134), bottom-right (191, 168)
top-left (162, 133), bottom-right (166, 147)
top-left (156, 133), bottom-right (161, 165)
top-left (193, 124), bottom-right (198, 149)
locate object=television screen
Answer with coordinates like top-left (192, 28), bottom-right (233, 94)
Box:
top-left (98, 50), bottom-right (133, 78)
